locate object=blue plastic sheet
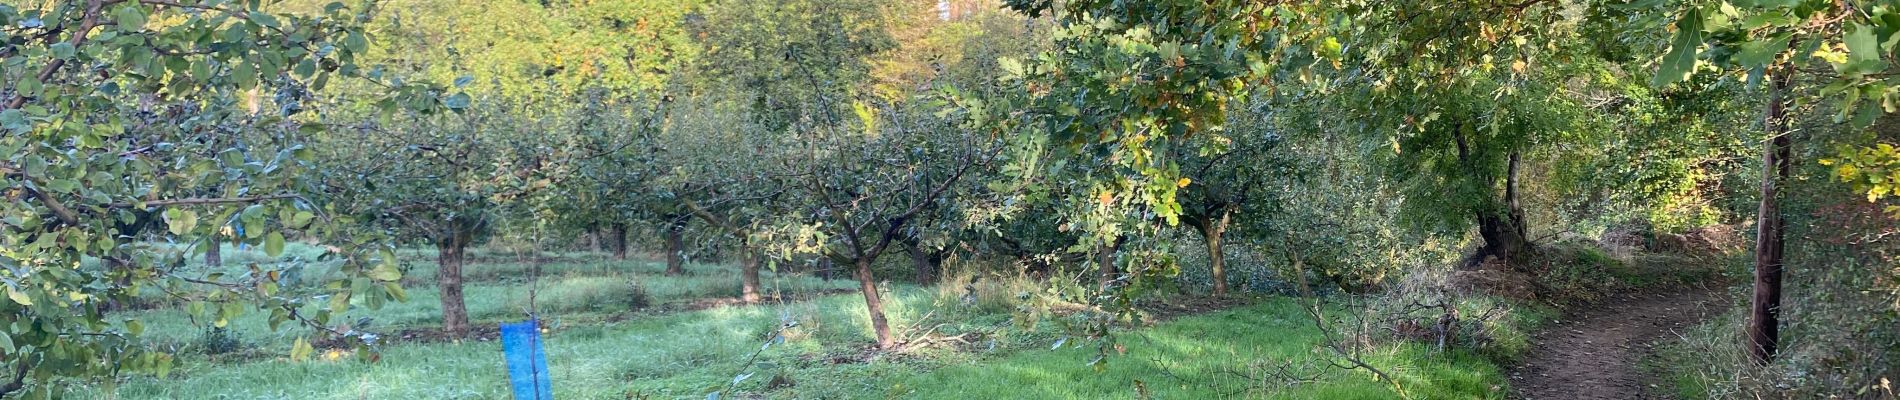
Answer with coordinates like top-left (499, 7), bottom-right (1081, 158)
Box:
top-left (500, 319), bottom-right (553, 400)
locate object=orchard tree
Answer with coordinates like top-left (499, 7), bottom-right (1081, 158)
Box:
top-left (0, 0), bottom-right (439, 395)
top-left (549, 89), bottom-right (671, 262)
top-left (990, 0), bottom-right (1320, 323)
top-left (668, 95), bottom-right (787, 304)
top-left (694, 0), bottom-right (912, 347)
top-left (315, 96), bottom-right (568, 337)
top-left (1176, 100), bottom-right (1298, 295)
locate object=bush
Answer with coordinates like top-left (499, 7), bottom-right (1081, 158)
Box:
top-left (626, 278), bottom-right (653, 310)
top-left (934, 265), bottom-right (1040, 317)
top-left (1525, 238), bottom-right (1727, 305)
top-left (1368, 269), bottom-right (1553, 363)
top-left (195, 326), bottom-right (244, 356)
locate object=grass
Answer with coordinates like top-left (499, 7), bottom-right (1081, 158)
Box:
top-left (880, 298), bottom-right (1509, 400)
top-left (1643, 302), bottom-right (1750, 400)
top-left (79, 295), bottom-right (1517, 399)
top-left (76, 244), bottom-right (1529, 399)
top-left (116, 243), bottom-right (858, 355)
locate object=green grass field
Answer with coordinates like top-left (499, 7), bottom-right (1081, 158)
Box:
top-left (71, 244), bottom-right (1522, 399)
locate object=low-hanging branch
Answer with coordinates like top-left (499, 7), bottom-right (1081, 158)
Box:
top-left (109, 194), bottom-right (305, 209)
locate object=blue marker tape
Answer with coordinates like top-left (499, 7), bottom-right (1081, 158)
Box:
top-left (500, 319), bottom-right (554, 400)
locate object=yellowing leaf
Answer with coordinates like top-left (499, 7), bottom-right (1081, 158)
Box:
top-left (368, 263), bottom-right (402, 281)
top-left (5, 286), bottom-right (28, 306)
top-left (290, 337), bottom-right (314, 362)
top-left (165, 209), bottom-right (197, 236)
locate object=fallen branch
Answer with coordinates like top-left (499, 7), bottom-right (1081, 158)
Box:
top-left (1304, 299), bottom-right (1408, 399)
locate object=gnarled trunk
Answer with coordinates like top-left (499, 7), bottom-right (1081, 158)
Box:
top-left (741, 250), bottom-right (763, 304)
top-left (1465, 152), bottom-right (1529, 269)
top-left (1748, 68), bottom-right (1793, 365)
top-left (436, 233), bottom-right (470, 337)
top-left (854, 257), bottom-right (894, 348)
top-left (1201, 206), bottom-right (1234, 296)
top-left (663, 218), bottom-right (685, 275)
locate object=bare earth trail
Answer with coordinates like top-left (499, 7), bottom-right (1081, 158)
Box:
top-left (1510, 285), bottom-right (1727, 400)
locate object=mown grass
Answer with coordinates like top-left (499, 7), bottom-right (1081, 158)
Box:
top-left (115, 243), bottom-right (857, 356)
top-left (79, 293), bottom-right (1516, 399)
top-left (81, 244), bottom-right (1527, 399)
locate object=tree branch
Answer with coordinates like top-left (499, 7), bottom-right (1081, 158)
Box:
top-left (4, 0), bottom-right (107, 110)
top-left (109, 194), bottom-right (304, 209)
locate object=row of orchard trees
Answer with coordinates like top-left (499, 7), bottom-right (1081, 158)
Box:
top-left (289, 0), bottom-right (1044, 345)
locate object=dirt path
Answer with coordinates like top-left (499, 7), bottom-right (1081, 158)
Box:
top-left (1509, 285), bottom-right (1727, 399)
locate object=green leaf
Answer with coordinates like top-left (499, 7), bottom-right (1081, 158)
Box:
top-left (165, 209), bottom-right (198, 236)
top-left (293, 58), bottom-right (316, 78)
top-left (289, 211), bottom-right (316, 228)
top-left (344, 32), bottom-right (368, 53)
top-left (1847, 23), bottom-right (1881, 64)
top-left (264, 232), bottom-right (286, 257)
top-left (443, 92), bottom-right (471, 110)
top-left (1654, 8), bottom-right (1705, 87)
top-left (0, 109), bottom-right (29, 133)
top-left (114, 5), bottom-right (146, 31)
top-left (1734, 36), bottom-right (1790, 69)
top-left (49, 43), bottom-right (75, 60)
top-left (6, 286), bottom-right (30, 306)
top-left (0, 333), bottom-right (13, 355)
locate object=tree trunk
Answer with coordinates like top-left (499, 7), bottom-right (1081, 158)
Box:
top-left (1748, 68), bottom-right (1793, 365)
top-left (1096, 241), bottom-right (1118, 291)
top-left (1285, 240), bottom-right (1314, 300)
top-left (1204, 207), bottom-right (1233, 296)
top-left (854, 257), bottom-right (894, 348)
top-left (205, 232), bottom-right (222, 267)
top-left (588, 229), bottom-right (601, 254)
top-left (903, 236), bottom-right (938, 285)
top-left (437, 234), bottom-right (470, 337)
top-left (663, 219), bottom-right (686, 275)
top-left (741, 249), bottom-right (763, 304)
top-left (609, 223), bottom-right (629, 261)
top-left (1466, 152), bottom-right (1529, 270)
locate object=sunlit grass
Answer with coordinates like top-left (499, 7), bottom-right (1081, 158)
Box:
top-left (879, 298), bottom-right (1509, 400)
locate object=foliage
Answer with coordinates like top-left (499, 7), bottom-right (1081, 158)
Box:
top-left (0, 0), bottom-right (450, 394)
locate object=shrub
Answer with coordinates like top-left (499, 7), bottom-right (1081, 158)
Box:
top-left (195, 326), bottom-right (244, 356)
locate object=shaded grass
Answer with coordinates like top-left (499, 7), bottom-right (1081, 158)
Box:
top-left (120, 246), bottom-right (857, 356)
